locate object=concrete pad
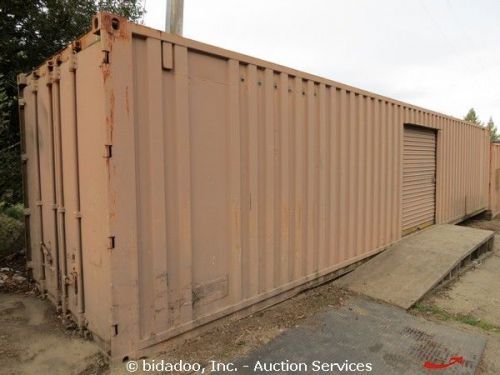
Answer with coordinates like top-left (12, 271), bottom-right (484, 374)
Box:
top-left (231, 297), bottom-right (486, 375)
top-left (429, 235), bottom-right (500, 327)
top-left (336, 225), bottom-right (494, 309)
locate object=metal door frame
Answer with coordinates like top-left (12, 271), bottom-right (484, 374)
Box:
top-left (400, 123), bottom-right (439, 236)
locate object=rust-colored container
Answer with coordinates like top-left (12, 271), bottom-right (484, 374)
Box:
top-left (18, 13), bottom-right (492, 360)
top-left (489, 143), bottom-right (500, 218)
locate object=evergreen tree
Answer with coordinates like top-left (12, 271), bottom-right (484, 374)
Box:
top-left (464, 108), bottom-right (481, 125)
top-left (487, 117), bottom-right (499, 142)
top-left (0, 0), bottom-right (144, 204)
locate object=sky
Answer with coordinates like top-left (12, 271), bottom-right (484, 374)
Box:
top-left (143, 0), bottom-right (500, 125)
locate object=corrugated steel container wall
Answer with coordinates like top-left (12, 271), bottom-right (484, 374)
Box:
top-left (19, 14), bottom-right (491, 359)
top-left (489, 144), bottom-right (500, 218)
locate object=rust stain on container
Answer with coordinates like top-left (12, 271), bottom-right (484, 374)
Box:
top-left (18, 13), bottom-right (493, 360)
top-left (107, 91), bottom-right (115, 138)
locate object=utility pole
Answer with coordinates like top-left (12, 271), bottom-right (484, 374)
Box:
top-left (165, 0), bottom-right (184, 35)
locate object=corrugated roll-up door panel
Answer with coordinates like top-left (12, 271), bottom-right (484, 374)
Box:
top-left (402, 125), bottom-right (437, 234)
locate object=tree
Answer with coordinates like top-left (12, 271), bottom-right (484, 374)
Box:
top-left (487, 117), bottom-right (499, 142)
top-left (0, 0), bottom-right (144, 205)
top-left (464, 108), bottom-right (481, 125)
top-left (0, 1), bottom-right (144, 79)
top-left (0, 75), bottom-right (10, 132)
top-left (0, 73), bottom-right (19, 204)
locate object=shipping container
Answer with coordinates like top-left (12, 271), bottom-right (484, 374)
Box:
top-left (18, 13), bottom-right (491, 360)
top-left (489, 143), bottom-right (500, 218)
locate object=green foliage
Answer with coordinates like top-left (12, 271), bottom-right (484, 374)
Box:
top-left (0, 201), bottom-right (24, 258)
top-left (0, 147), bottom-right (21, 204)
top-left (0, 213), bottom-right (24, 258)
top-left (487, 117), bottom-right (499, 142)
top-left (0, 0), bottom-right (144, 75)
top-left (464, 109), bottom-right (498, 142)
top-left (0, 0), bottom-right (144, 205)
top-left (0, 201), bottom-right (24, 220)
top-left (0, 73), bottom-right (20, 204)
top-left (0, 74), bottom-right (10, 132)
top-left (96, 0), bottom-right (145, 21)
top-left (464, 108), bottom-right (481, 125)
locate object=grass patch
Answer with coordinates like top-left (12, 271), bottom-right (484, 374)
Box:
top-left (414, 302), bottom-right (500, 333)
top-left (0, 202), bottom-right (23, 220)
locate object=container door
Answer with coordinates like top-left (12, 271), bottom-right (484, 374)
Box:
top-left (402, 125), bottom-right (437, 235)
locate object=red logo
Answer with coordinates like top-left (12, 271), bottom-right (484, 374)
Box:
top-left (423, 356), bottom-right (465, 370)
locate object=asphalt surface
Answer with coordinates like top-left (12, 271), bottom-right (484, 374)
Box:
top-left (228, 297), bottom-right (485, 375)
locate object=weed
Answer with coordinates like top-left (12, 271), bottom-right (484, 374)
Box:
top-left (413, 302), bottom-right (500, 333)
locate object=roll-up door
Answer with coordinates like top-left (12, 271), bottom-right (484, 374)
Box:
top-left (402, 125), bottom-right (437, 235)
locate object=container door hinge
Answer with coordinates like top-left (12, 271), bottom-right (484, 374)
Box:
top-left (31, 75), bottom-right (39, 93)
top-left (47, 61), bottom-right (55, 86)
top-left (17, 74), bottom-right (27, 88)
top-left (52, 65), bottom-right (61, 82)
top-left (104, 144), bottom-right (112, 158)
top-left (102, 51), bottom-right (110, 65)
top-left (107, 236), bottom-right (115, 249)
top-left (68, 54), bottom-right (78, 72)
top-left (71, 40), bottom-right (82, 53)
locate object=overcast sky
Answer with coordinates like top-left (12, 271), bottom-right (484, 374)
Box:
top-left (143, 0), bottom-right (500, 125)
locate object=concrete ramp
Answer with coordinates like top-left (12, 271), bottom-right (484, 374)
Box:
top-left (336, 224), bottom-right (494, 309)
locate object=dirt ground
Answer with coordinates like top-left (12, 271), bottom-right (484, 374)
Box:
top-left (0, 250), bottom-right (107, 375)
top-left (157, 284), bottom-right (349, 363)
top-left (111, 284), bottom-right (350, 374)
top-left (0, 293), bottom-right (106, 375)
top-left (460, 215), bottom-right (500, 233)
top-left (0, 254), bottom-right (350, 375)
top-left (426, 243), bottom-right (500, 327)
